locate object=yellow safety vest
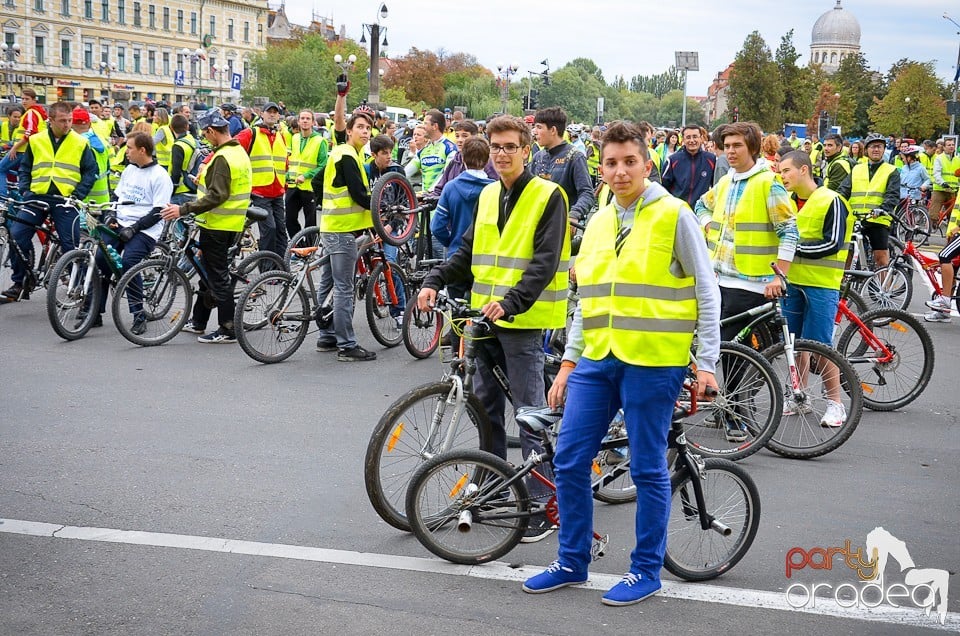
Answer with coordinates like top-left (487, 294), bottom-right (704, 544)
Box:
top-left (287, 132), bottom-right (327, 192)
top-left (790, 188), bottom-right (853, 290)
top-left (934, 153), bottom-right (960, 192)
top-left (84, 132), bottom-right (110, 204)
top-left (154, 125), bottom-right (173, 169)
top-left (585, 140), bottom-right (600, 177)
top-left (320, 143), bottom-right (371, 233)
top-left (108, 145), bottom-right (126, 192)
top-left (279, 121), bottom-right (292, 148)
top-left (822, 155), bottom-right (852, 190)
top-left (705, 170), bottom-right (782, 277)
top-left (249, 127), bottom-right (287, 188)
top-left (470, 178), bottom-right (571, 330)
top-left (171, 135), bottom-right (196, 195)
top-left (947, 198), bottom-right (960, 236)
top-left (91, 116), bottom-right (113, 144)
top-left (578, 195), bottom-right (697, 366)
top-left (918, 152), bottom-right (934, 182)
top-left (196, 142), bottom-right (252, 232)
top-left (28, 130), bottom-right (87, 197)
top-left (850, 162), bottom-right (896, 227)
top-left (0, 120), bottom-right (13, 143)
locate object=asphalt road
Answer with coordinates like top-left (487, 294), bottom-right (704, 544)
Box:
top-left (1, 280), bottom-right (957, 635)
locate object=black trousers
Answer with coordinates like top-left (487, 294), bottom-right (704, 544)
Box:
top-left (719, 286), bottom-right (768, 343)
top-left (192, 228), bottom-right (237, 331)
top-left (284, 188), bottom-right (318, 237)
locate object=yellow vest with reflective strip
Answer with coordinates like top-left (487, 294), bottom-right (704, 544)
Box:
top-left (28, 130), bottom-right (87, 197)
top-left (585, 140), bottom-right (600, 176)
top-left (288, 132), bottom-right (326, 192)
top-left (790, 188), bottom-right (853, 290)
top-left (578, 195), bottom-right (697, 366)
top-left (850, 162), bottom-right (895, 227)
top-left (822, 155), bottom-right (852, 190)
top-left (934, 153), bottom-right (960, 192)
top-left (320, 143), bottom-right (371, 233)
top-left (705, 170), bottom-right (782, 277)
top-left (171, 135), bottom-right (197, 195)
top-left (154, 125), bottom-right (173, 169)
top-left (108, 145), bottom-right (126, 192)
top-left (84, 132), bottom-right (110, 204)
top-left (91, 117), bottom-right (113, 145)
top-left (196, 142), bottom-right (252, 232)
top-left (470, 177), bottom-right (571, 330)
top-left (249, 128), bottom-right (287, 188)
top-left (947, 198), bottom-right (960, 236)
top-left (918, 152), bottom-right (934, 182)
top-left (0, 120), bottom-right (12, 143)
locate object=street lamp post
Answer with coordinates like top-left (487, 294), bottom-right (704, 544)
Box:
top-left (98, 61), bottom-right (117, 101)
top-left (525, 59), bottom-right (549, 113)
top-left (945, 13), bottom-right (960, 135)
top-left (359, 3), bottom-right (388, 106)
top-left (496, 63), bottom-right (518, 114)
top-left (903, 96), bottom-right (911, 138)
top-left (181, 47), bottom-right (206, 105)
top-left (0, 41), bottom-right (20, 101)
top-left (211, 65), bottom-right (225, 104)
top-left (675, 51), bottom-right (699, 127)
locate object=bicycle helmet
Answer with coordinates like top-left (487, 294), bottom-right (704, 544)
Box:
top-left (863, 133), bottom-right (886, 148)
top-left (902, 145), bottom-right (921, 157)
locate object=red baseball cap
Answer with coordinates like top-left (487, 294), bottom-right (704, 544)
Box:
top-left (72, 107), bottom-right (91, 125)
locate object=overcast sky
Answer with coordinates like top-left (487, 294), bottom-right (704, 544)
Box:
top-left (282, 0), bottom-right (958, 96)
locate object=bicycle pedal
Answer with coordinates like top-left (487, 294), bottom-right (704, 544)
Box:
top-left (591, 534), bottom-right (609, 561)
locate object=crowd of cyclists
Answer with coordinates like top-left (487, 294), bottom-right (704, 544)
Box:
top-left (0, 74), bottom-right (953, 605)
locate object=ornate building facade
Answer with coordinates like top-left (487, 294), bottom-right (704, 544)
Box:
top-left (809, 0), bottom-right (861, 73)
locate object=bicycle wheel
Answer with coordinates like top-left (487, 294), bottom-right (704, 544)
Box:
top-left (364, 380), bottom-right (493, 531)
top-left (0, 224), bottom-right (9, 289)
top-left (365, 261), bottom-right (409, 348)
top-left (405, 448), bottom-right (529, 565)
top-left (681, 342), bottom-right (782, 462)
top-left (234, 250), bottom-right (287, 330)
top-left (370, 172), bottom-right (419, 247)
top-left (896, 204), bottom-right (931, 246)
top-left (764, 338), bottom-right (863, 459)
top-left (837, 309), bottom-right (934, 411)
top-left (862, 265), bottom-right (913, 312)
top-left (832, 289), bottom-right (868, 347)
top-left (592, 413), bottom-right (636, 504)
top-left (402, 301), bottom-right (442, 359)
top-left (664, 457), bottom-right (761, 582)
top-left (111, 259), bottom-right (193, 346)
top-left (235, 270), bottom-right (310, 364)
top-left (46, 248), bottom-right (102, 341)
top-left (284, 226), bottom-right (321, 271)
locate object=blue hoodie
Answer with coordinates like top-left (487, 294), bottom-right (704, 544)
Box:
top-left (432, 170), bottom-right (494, 256)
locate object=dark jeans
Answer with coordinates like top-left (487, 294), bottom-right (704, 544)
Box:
top-left (93, 230), bottom-right (155, 314)
top-left (0, 152), bottom-right (22, 198)
top-left (251, 194), bottom-right (287, 259)
top-left (191, 228), bottom-right (237, 332)
top-left (284, 188), bottom-right (317, 238)
top-left (719, 286), bottom-right (768, 343)
top-left (9, 198), bottom-right (81, 286)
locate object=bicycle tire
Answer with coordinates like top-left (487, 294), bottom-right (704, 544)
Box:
top-left (681, 342), bottom-right (782, 462)
top-left (46, 248), bottom-right (102, 341)
top-left (895, 204), bottom-right (931, 246)
top-left (0, 225), bottom-right (10, 290)
top-left (405, 448), bottom-right (529, 565)
top-left (284, 226), bottom-right (322, 271)
top-left (402, 301), bottom-right (442, 359)
top-left (364, 380), bottom-right (494, 532)
top-left (235, 270), bottom-right (310, 364)
top-left (763, 339), bottom-right (864, 459)
top-left (111, 259), bottom-right (193, 346)
top-left (365, 261), bottom-right (409, 348)
top-left (862, 265), bottom-right (913, 312)
top-left (836, 308), bottom-right (934, 412)
top-left (370, 172), bottom-right (419, 247)
top-left (234, 250), bottom-right (287, 330)
top-left (664, 458), bottom-right (761, 582)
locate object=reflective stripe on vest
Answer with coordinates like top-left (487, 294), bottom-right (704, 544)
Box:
top-left (850, 162), bottom-right (895, 227)
top-left (578, 195), bottom-right (697, 366)
top-left (470, 177), bottom-right (571, 330)
top-left (320, 143), bottom-right (372, 233)
top-left (171, 136), bottom-right (197, 195)
top-left (822, 155), bottom-right (852, 190)
top-left (249, 128), bottom-right (287, 187)
top-left (790, 188), bottom-right (853, 289)
top-left (288, 132), bottom-right (326, 192)
top-left (154, 125), bottom-right (173, 168)
top-left (28, 130), bottom-right (86, 197)
top-left (706, 170), bottom-right (782, 276)
top-left (934, 153), bottom-right (960, 192)
top-left (196, 142), bottom-right (252, 232)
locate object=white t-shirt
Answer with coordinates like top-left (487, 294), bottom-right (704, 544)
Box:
top-left (114, 161), bottom-right (173, 241)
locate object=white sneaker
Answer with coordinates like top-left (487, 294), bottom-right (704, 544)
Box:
top-left (783, 397), bottom-right (813, 416)
top-left (924, 295), bottom-right (951, 312)
top-left (923, 310), bottom-right (951, 323)
top-left (820, 400), bottom-right (846, 428)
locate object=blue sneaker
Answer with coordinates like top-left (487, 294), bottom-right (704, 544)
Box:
top-left (522, 560), bottom-right (587, 594)
top-left (601, 572), bottom-right (661, 606)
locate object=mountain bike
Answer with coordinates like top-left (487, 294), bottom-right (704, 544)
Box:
top-left (891, 188), bottom-right (932, 246)
top-left (404, 377), bottom-right (761, 582)
top-left (0, 197), bottom-right (61, 300)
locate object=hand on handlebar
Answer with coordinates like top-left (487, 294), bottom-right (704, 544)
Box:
top-left (696, 370), bottom-right (719, 401)
top-left (480, 301), bottom-right (506, 322)
top-left (417, 287), bottom-right (437, 312)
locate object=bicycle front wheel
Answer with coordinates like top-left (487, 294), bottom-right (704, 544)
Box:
top-left (764, 339), bottom-right (864, 459)
top-left (235, 270), bottom-right (310, 364)
top-left (46, 248), bottom-right (102, 341)
top-left (681, 342), bottom-right (782, 462)
top-left (862, 265), bottom-right (913, 312)
top-left (837, 308), bottom-right (934, 411)
top-left (402, 301), bottom-right (442, 359)
top-left (370, 172), bottom-right (419, 246)
top-left (364, 380), bottom-right (493, 532)
top-left (664, 458), bottom-right (761, 582)
top-left (406, 448), bottom-right (529, 565)
top-left (111, 259), bottom-right (193, 346)
top-left (366, 261), bottom-right (409, 348)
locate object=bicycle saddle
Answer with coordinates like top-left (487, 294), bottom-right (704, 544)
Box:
top-left (246, 206), bottom-right (269, 223)
top-left (843, 269), bottom-right (875, 282)
top-left (515, 406), bottom-right (562, 433)
top-left (290, 246), bottom-right (319, 258)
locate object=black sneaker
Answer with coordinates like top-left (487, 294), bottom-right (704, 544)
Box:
top-left (724, 418), bottom-right (748, 443)
top-left (197, 327), bottom-right (237, 344)
top-left (182, 321), bottom-right (206, 334)
top-left (1, 283), bottom-right (26, 300)
top-left (75, 309), bottom-right (102, 329)
top-left (520, 513), bottom-right (557, 544)
top-left (315, 337), bottom-right (338, 352)
top-left (337, 345), bottom-right (377, 361)
top-left (131, 315), bottom-right (148, 335)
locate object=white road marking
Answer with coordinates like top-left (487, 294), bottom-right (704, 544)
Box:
top-left (1, 518), bottom-right (955, 630)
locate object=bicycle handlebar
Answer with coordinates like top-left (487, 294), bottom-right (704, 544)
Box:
top-left (430, 292), bottom-right (515, 323)
top-left (770, 261), bottom-right (788, 289)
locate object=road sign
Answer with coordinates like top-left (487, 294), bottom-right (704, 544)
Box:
top-left (231, 73), bottom-right (242, 91)
top-left (947, 100), bottom-right (960, 116)
top-left (173, 70), bottom-right (185, 87)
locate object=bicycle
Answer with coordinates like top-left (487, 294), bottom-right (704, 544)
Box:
top-left (0, 197), bottom-right (62, 300)
top-left (404, 376), bottom-right (761, 582)
top-left (110, 207), bottom-right (284, 347)
top-left (892, 187), bottom-right (932, 246)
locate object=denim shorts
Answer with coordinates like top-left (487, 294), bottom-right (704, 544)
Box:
top-left (782, 283), bottom-right (840, 345)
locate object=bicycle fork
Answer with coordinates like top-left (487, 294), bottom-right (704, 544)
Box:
top-left (677, 453), bottom-right (733, 535)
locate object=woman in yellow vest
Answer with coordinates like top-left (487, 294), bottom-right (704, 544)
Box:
top-left (0, 105), bottom-right (23, 144)
top-left (160, 110), bottom-right (252, 343)
top-left (152, 108), bottom-right (174, 171)
top-left (522, 121), bottom-right (720, 605)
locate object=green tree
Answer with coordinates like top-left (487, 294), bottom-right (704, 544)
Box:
top-left (727, 31), bottom-right (784, 131)
top-left (831, 52), bottom-right (882, 137)
top-left (618, 91), bottom-right (659, 123)
top-left (382, 47), bottom-right (446, 106)
top-left (806, 82), bottom-right (840, 136)
top-left (657, 90), bottom-right (706, 127)
top-left (776, 29), bottom-right (810, 124)
top-left (629, 67), bottom-right (682, 99)
top-left (539, 63), bottom-right (605, 122)
top-left (869, 63), bottom-right (949, 139)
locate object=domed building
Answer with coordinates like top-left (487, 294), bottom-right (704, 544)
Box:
top-left (810, 0), bottom-right (861, 73)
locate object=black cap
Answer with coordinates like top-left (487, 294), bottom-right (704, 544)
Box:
top-left (219, 103), bottom-right (237, 112)
top-left (263, 102), bottom-right (280, 112)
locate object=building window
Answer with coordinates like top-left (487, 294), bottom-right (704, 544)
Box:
top-left (257, 24), bottom-right (262, 46)
top-left (132, 1), bottom-right (139, 25)
top-left (117, 46), bottom-right (125, 71)
top-left (132, 48), bottom-right (140, 73)
top-left (33, 0), bottom-right (42, 12)
top-left (176, 9), bottom-right (183, 33)
top-left (175, 52), bottom-right (183, 71)
top-left (209, 15), bottom-right (215, 38)
top-left (100, 43), bottom-right (108, 65)
top-left (117, 0), bottom-right (123, 23)
top-left (84, 42), bottom-right (92, 68)
top-left (34, 35), bottom-right (44, 65)
top-left (84, 0), bottom-right (91, 17)
top-left (100, 0), bottom-right (107, 21)
top-left (162, 6), bottom-right (169, 30)
top-left (162, 51), bottom-right (169, 75)
top-left (60, 38), bottom-right (70, 66)
top-left (243, 60), bottom-right (249, 79)
top-left (243, 21), bottom-right (249, 43)
top-left (227, 18), bottom-right (233, 41)
top-left (208, 55), bottom-right (216, 79)
top-left (190, 11), bottom-right (196, 35)
top-left (148, 4), bottom-right (154, 28)
top-left (60, 0), bottom-right (69, 16)
top-left (4, 0), bottom-right (15, 8)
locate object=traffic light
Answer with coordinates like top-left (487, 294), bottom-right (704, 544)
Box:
top-left (522, 95), bottom-right (529, 110)
top-left (733, 106), bottom-right (739, 122)
top-left (530, 89), bottom-right (539, 110)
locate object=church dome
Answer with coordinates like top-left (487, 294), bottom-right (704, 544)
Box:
top-left (811, 0), bottom-right (861, 47)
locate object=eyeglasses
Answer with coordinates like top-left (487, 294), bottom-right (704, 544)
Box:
top-left (489, 144), bottom-right (521, 155)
